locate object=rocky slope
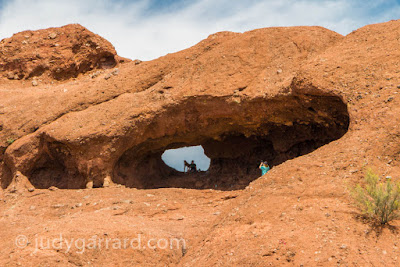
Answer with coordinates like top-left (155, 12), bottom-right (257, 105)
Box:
top-left (1, 20), bottom-right (400, 266)
top-left (0, 25), bottom-right (346, 190)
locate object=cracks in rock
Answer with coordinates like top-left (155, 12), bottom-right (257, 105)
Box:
top-left (112, 93), bottom-right (349, 191)
top-left (5, 83), bottom-right (350, 191)
top-left (9, 72), bottom-right (167, 146)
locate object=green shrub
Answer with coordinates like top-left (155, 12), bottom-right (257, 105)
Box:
top-left (352, 169), bottom-right (400, 224)
top-left (6, 138), bottom-right (15, 145)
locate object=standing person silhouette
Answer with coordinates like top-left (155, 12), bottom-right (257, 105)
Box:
top-left (184, 160), bottom-right (190, 173)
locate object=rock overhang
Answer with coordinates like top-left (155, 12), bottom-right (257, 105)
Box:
top-left (3, 83), bottom-right (350, 189)
top-left (0, 23), bottom-right (353, 190)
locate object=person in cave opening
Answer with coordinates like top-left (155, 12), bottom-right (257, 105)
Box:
top-left (184, 160), bottom-right (197, 173)
top-left (259, 161), bottom-right (270, 176)
top-left (184, 160), bottom-right (190, 173)
top-left (189, 160), bottom-right (197, 173)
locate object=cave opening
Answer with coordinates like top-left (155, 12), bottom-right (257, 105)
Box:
top-left (29, 140), bottom-right (86, 189)
top-left (20, 93), bottom-right (350, 191)
top-left (113, 94), bottom-right (350, 191)
top-left (161, 145), bottom-right (211, 172)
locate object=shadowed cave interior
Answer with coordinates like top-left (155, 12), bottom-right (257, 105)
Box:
top-left (113, 124), bottom-right (348, 191)
top-left (25, 94), bottom-right (350, 191)
top-left (112, 95), bottom-right (350, 191)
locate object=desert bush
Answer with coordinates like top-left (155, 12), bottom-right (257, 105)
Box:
top-left (6, 138), bottom-right (15, 145)
top-left (352, 169), bottom-right (400, 224)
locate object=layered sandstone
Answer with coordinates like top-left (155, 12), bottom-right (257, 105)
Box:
top-left (1, 25), bottom-right (348, 190)
top-left (1, 21), bottom-right (400, 265)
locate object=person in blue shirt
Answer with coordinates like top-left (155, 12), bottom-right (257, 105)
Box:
top-left (259, 161), bottom-right (270, 176)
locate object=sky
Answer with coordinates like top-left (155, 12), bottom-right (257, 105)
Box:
top-left (0, 0), bottom-right (399, 61)
top-left (162, 145), bottom-right (210, 172)
top-left (0, 0), bottom-right (399, 171)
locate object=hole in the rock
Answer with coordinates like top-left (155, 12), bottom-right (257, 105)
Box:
top-left (24, 93), bottom-right (350, 190)
top-left (161, 145), bottom-right (211, 172)
top-left (308, 107), bottom-right (316, 112)
top-left (0, 162), bottom-right (12, 189)
top-left (113, 94), bottom-right (350, 191)
top-left (99, 55), bottom-right (117, 69)
top-left (29, 141), bottom-right (86, 189)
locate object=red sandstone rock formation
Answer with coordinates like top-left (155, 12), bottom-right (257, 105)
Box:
top-left (1, 21), bottom-right (400, 266)
top-left (0, 25), bottom-right (348, 190)
top-left (0, 24), bottom-right (125, 82)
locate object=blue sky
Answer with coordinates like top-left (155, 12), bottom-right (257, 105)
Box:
top-left (0, 0), bottom-right (399, 60)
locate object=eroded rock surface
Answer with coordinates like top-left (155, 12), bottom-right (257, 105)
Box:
top-left (0, 24), bottom-right (121, 81)
top-left (1, 21), bottom-right (400, 266)
top-left (1, 25), bottom-right (348, 190)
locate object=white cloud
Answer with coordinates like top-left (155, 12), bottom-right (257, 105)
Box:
top-left (0, 0), bottom-right (399, 60)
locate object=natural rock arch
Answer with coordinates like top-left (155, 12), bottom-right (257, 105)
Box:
top-left (0, 24), bottom-right (351, 191)
top-left (112, 93), bottom-right (349, 190)
top-left (2, 86), bottom-right (349, 191)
